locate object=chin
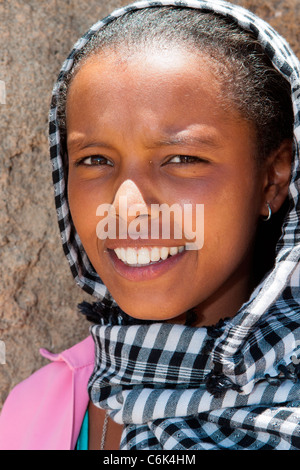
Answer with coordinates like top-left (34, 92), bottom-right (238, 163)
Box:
top-left (119, 301), bottom-right (186, 323)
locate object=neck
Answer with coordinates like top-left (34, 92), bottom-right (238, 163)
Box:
top-left (189, 251), bottom-right (255, 328)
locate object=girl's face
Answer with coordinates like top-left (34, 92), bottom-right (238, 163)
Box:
top-left (67, 48), bottom-right (268, 326)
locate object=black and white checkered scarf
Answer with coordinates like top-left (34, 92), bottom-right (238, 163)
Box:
top-left (49, 0), bottom-right (300, 450)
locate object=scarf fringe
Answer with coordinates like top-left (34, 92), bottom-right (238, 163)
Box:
top-left (77, 300), bottom-right (152, 325)
top-left (205, 372), bottom-right (242, 397)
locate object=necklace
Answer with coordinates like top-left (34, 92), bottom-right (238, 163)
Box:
top-left (100, 410), bottom-right (109, 450)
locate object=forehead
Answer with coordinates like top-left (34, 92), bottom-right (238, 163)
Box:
top-left (66, 47), bottom-right (247, 145)
top-left (69, 47), bottom-right (233, 107)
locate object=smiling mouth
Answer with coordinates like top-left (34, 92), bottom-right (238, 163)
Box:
top-left (112, 245), bottom-right (185, 267)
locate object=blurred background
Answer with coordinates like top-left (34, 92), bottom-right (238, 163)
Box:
top-left (0, 0), bottom-right (299, 409)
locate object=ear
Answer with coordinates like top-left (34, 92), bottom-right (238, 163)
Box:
top-left (260, 139), bottom-right (293, 218)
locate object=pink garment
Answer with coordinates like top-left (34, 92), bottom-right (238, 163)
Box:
top-left (0, 336), bottom-right (95, 450)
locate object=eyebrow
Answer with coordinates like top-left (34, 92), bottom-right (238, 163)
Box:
top-left (144, 134), bottom-right (221, 149)
top-left (67, 133), bottom-right (221, 152)
top-left (67, 137), bottom-right (113, 151)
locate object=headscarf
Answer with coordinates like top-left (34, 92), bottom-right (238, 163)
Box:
top-left (49, 0), bottom-right (300, 450)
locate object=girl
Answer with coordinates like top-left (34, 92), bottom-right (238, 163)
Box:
top-left (0, 0), bottom-right (300, 450)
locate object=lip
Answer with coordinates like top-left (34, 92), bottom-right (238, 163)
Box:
top-left (107, 247), bottom-right (187, 281)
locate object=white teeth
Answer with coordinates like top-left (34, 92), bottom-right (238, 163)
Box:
top-left (137, 247), bottom-right (150, 265)
top-left (160, 247), bottom-right (169, 260)
top-left (150, 247), bottom-right (160, 262)
top-left (113, 246), bottom-right (185, 266)
top-left (126, 247), bottom-right (137, 265)
top-left (169, 246), bottom-right (178, 256)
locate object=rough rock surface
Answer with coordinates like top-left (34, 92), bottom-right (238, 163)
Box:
top-left (0, 0), bottom-right (299, 409)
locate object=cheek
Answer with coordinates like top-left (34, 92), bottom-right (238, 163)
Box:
top-left (185, 168), bottom-right (261, 260)
top-left (68, 177), bottom-right (104, 249)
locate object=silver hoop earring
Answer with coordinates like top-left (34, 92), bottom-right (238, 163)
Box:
top-left (262, 203), bottom-right (272, 222)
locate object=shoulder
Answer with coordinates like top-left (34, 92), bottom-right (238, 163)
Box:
top-left (0, 336), bottom-right (95, 450)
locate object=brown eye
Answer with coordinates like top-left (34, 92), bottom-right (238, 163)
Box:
top-left (79, 155), bottom-right (113, 166)
top-left (168, 155), bottom-right (206, 164)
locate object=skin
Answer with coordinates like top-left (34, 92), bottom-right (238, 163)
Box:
top-left (66, 47), bottom-right (292, 448)
top-left (67, 48), bottom-right (291, 327)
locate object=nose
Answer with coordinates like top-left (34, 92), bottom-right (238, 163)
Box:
top-left (112, 179), bottom-right (149, 218)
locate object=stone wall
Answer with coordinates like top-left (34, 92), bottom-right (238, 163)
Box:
top-left (0, 0), bottom-right (299, 409)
